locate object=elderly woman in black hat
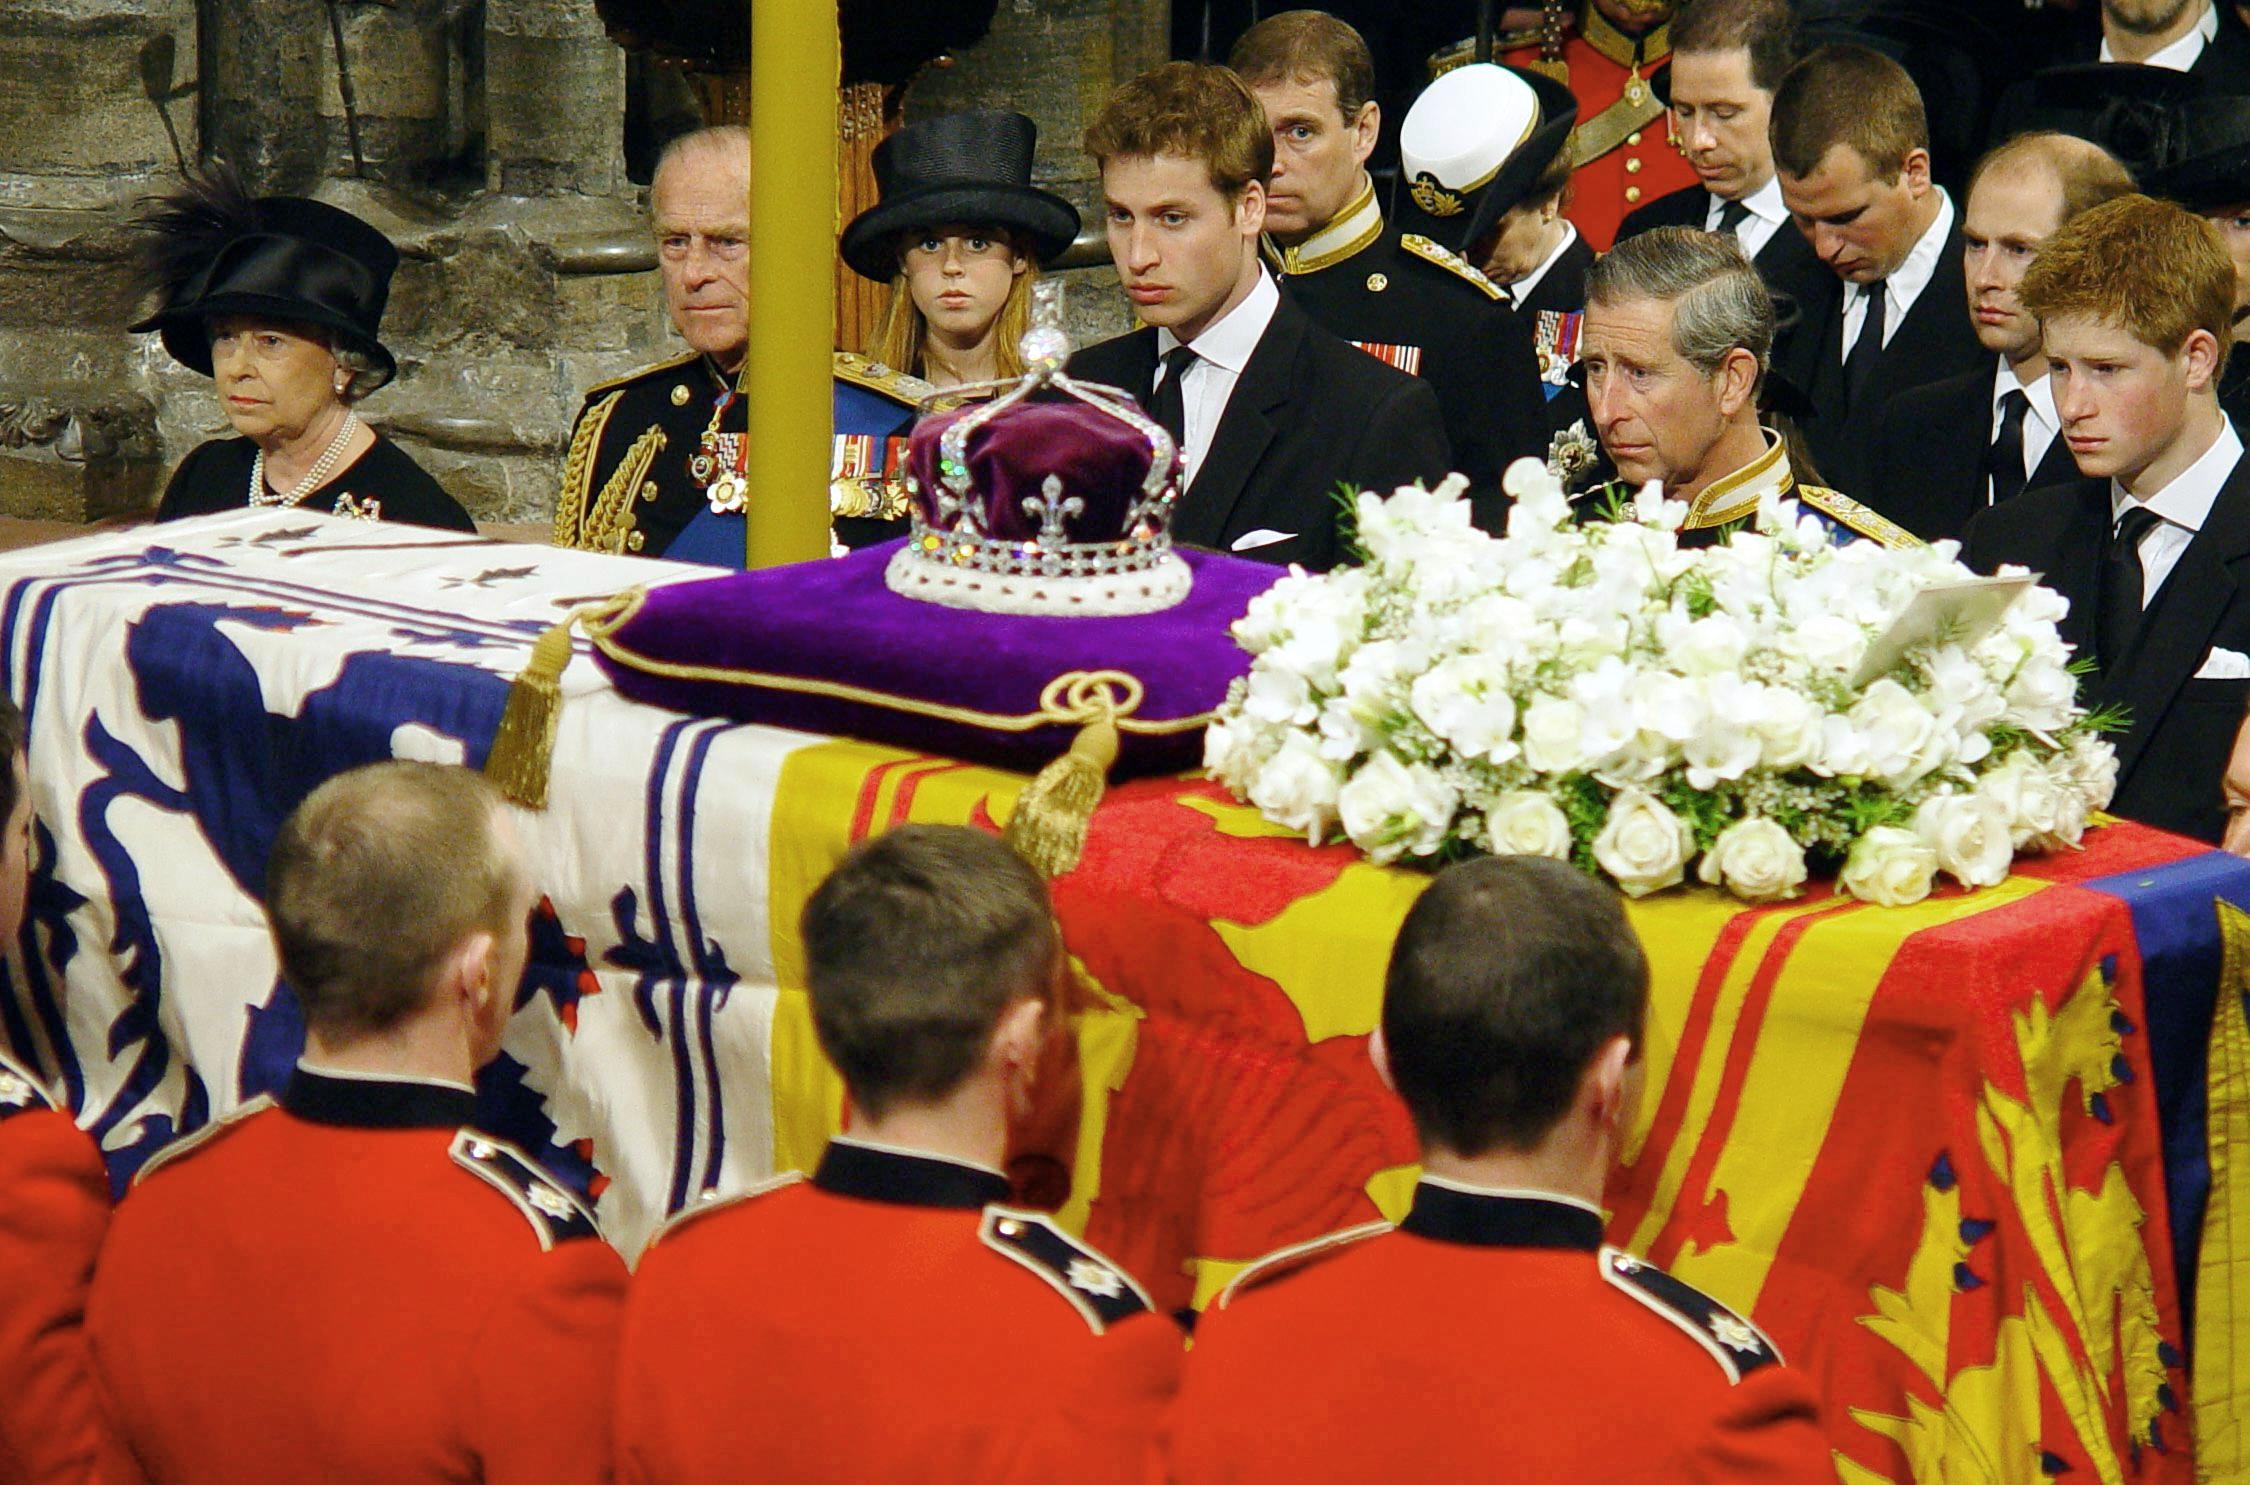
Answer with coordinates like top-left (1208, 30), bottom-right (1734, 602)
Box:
top-left (130, 169), bottom-right (473, 531)
top-left (2150, 99), bottom-right (2250, 427)
top-left (665, 109), bottom-right (1078, 566)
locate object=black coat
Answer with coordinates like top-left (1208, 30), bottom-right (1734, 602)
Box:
top-left (1961, 453), bottom-right (2250, 843)
top-left (1614, 185), bottom-right (1840, 376)
top-left (1865, 363), bottom-right (2079, 541)
top-left (1067, 290), bottom-right (1451, 572)
top-left (1794, 210), bottom-right (1986, 496)
top-left (156, 434), bottom-right (475, 532)
top-left (1513, 233), bottom-right (1597, 319)
top-left (1274, 227), bottom-right (1547, 527)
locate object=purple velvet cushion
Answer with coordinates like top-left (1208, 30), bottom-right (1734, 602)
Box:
top-left (587, 540), bottom-right (1282, 776)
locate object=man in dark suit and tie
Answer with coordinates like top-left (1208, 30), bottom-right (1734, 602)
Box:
top-left (1069, 62), bottom-right (1450, 572)
top-left (1963, 195), bottom-right (2250, 843)
top-left (1770, 44), bottom-right (1988, 494)
top-left (2089, 0), bottom-right (2250, 92)
top-left (1613, 0), bottom-right (1834, 374)
top-left (1866, 133), bottom-right (2136, 540)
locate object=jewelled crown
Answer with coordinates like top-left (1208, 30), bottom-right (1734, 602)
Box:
top-left (886, 281), bottom-right (1191, 616)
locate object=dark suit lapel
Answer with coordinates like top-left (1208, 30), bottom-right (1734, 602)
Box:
top-left (2027, 429), bottom-right (2079, 491)
top-left (2028, 478), bottom-right (2110, 663)
top-left (2105, 456), bottom-right (2250, 777)
top-left (1175, 293), bottom-right (1298, 550)
top-left (1872, 230), bottom-right (1968, 405)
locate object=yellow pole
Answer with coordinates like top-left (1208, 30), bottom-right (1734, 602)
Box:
top-left (746, 0), bottom-right (839, 568)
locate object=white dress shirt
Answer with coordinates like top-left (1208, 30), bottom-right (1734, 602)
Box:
top-left (1992, 360), bottom-right (2062, 499)
top-left (1509, 222), bottom-right (1582, 308)
top-left (2112, 418), bottom-right (2244, 603)
top-left (1706, 174), bottom-right (1788, 263)
top-left (1154, 267), bottom-right (1281, 488)
top-left (1840, 189), bottom-right (1955, 359)
top-left (2099, 0), bottom-right (2217, 69)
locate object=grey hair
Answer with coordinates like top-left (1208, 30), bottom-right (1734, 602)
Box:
top-left (328, 339), bottom-right (390, 404)
top-left (1584, 226), bottom-right (1774, 381)
top-left (652, 125), bottom-right (751, 201)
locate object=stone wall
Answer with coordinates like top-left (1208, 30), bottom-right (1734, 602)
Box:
top-left (0, 1), bottom-right (1160, 528)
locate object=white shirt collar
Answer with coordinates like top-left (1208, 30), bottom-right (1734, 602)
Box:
top-left (1993, 359), bottom-right (2059, 431)
top-left (2100, 0), bottom-right (2216, 68)
top-left (1157, 265), bottom-right (1280, 377)
top-left (2113, 417), bottom-right (2244, 533)
top-left (1726, 173), bottom-right (1788, 227)
top-left (293, 1058), bottom-right (477, 1096)
top-left (826, 1132), bottom-right (1012, 1183)
top-left (1509, 222), bottom-right (1581, 306)
top-left (1849, 188), bottom-right (1954, 315)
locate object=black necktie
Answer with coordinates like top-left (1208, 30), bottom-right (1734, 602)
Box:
top-left (2098, 503), bottom-right (2165, 671)
top-left (1988, 389), bottom-right (2031, 506)
top-left (1146, 344), bottom-right (1199, 460)
top-left (1845, 285), bottom-right (1886, 414)
top-left (1716, 199), bottom-right (1751, 236)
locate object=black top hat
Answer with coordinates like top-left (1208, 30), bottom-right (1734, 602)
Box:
top-left (1393, 64), bottom-right (1579, 258)
top-left (2147, 96), bottom-right (2250, 213)
top-left (838, 110), bottom-right (1080, 283)
top-left (131, 186), bottom-right (400, 386)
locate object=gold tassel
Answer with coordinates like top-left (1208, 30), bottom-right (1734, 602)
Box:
top-left (1002, 711), bottom-right (1120, 879)
top-left (484, 617), bottom-right (578, 809)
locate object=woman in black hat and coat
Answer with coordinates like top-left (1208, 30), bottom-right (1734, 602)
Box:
top-left (131, 169), bottom-right (474, 532)
top-left (665, 109), bottom-right (1078, 565)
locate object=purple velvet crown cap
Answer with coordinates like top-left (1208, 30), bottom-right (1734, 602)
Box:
top-left (905, 397), bottom-right (1180, 544)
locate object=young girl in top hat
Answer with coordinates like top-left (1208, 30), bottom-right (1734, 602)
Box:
top-left (130, 166), bottom-right (474, 532)
top-left (664, 109), bottom-right (1078, 565)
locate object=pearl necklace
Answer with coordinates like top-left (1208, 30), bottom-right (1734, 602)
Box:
top-left (249, 411), bottom-right (360, 509)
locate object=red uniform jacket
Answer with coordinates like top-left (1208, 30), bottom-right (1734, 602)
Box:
top-left (1168, 1181), bottom-right (1831, 1483)
top-left (0, 1050), bottom-right (107, 1484)
top-left (615, 1136), bottom-right (1183, 1484)
top-left (85, 1067), bottom-right (626, 1484)
top-left (1504, 5), bottom-right (1700, 251)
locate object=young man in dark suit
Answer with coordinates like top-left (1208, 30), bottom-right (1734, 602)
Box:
top-left (1613, 0), bottom-right (1834, 372)
top-left (1068, 62), bottom-right (1450, 571)
top-left (1771, 45), bottom-right (1988, 494)
top-left (1963, 196), bottom-right (2250, 844)
top-left (1867, 133), bottom-right (2135, 540)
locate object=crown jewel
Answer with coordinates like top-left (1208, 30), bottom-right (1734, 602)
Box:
top-left (886, 280), bottom-right (1192, 616)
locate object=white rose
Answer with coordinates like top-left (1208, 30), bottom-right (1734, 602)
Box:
top-left (1665, 613), bottom-right (1752, 676)
top-left (1913, 792), bottom-right (2015, 889)
top-left (1791, 613), bottom-right (1864, 672)
top-left (1409, 655), bottom-right (1520, 764)
top-left (1591, 787), bottom-right (1692, 897)
top-left (1202, 714), bottom-right (1264, 788)
top-left (1521, 695), bottom-right (1586, 774)
top-left (1483, 790), bottom-right (1574, 860)
top-left (1840, 825), bottom-right (1939, 907)
top-left (1696, 817), bottom-right (1809, 902)
top-left (1849, 679), bottom-right (1944, 787)
top-left (2004, 656), bottom-right (2079, 734)
top-left (1246, 732), bottom-right (1345, 843)
top-left (1755, 689), bottom-right (1825, 772)
top-left (1977, 751), bottom-right (2067, 849)
top-left (1336, 751), bottom-right (1460, 864)
top-left (2064, 733), bottom-right (2119, 813)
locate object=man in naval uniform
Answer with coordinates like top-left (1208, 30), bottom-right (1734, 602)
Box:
top-left (1167, 855), bottom-right (1829, 1480)
top-left (1577, 226), bottom-right (1914, 547)
top-left (1229, 12), bottom-right (1547, 524)
top-left (1491, 0), bottom-right (1701, 251)
top-left (615, 827), bottom-right (1180, 1484)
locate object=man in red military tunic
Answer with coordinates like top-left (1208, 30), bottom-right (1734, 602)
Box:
top-left (1167, 854), bottom-right (1829, 1482)
top-left (86, 761), bottom-right (624, 1484)
top-left (1497, 0), bottom-right (1701, 249)
top-left (0, 697), bottom-right (110, 1484)
top-left (615, 825), bottom-right (1181, 1484)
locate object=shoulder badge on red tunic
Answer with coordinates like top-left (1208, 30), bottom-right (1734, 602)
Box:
top-left (644, 1169), bottom-right (805, 1249)
top-left (980, 1206), bottom-right (1154, 1334)
top-left (1215, 1220), bottom-right (1393, 1308)
top-left (1600, 1245), bottom-right (1783, 1382)
top-left (131, 1095), bottom-right (275, 1187)
top-left (0, 1047), bottom-right (55, 1121)
top-left (450, 1130), bottom-right (604, 1250)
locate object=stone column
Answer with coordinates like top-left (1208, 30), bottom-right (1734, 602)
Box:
top-left (314, 0), bottom-right (455, 188)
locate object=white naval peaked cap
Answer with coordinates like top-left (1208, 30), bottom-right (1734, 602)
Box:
top-left (1400, 63), bottom-right (1542, 192)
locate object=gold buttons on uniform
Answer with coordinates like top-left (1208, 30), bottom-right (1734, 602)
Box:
top-left (641, 480), bottom-right (659, 502)
top-left (1627, 131), bottom-right (1642, 146)
top-left (1626, 186), bottom-right (1642, 202)
top-left (1367, 272), bottom-right (1389, 292)
top-left (1625, 158), bottom-right (1642, 174)
top-left (671, 384), bottom-right (691, 406)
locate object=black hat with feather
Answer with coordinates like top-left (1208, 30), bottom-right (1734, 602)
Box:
top-left (129, 164), bottom-right (400, 387)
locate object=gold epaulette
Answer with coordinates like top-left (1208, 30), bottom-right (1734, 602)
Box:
top-left (555, 389), bottom-right (666, 555)
top-left (1796, 486), bottom-right (1922, 549)
top-left (1400, 235), bottom-right (1505, 301)
top-left (581, 351), bottom-right (700, 402)
top-left (1215, 1219), bottom-right (1394, 1309)
top-left (131, 1095), bottom-right (275, 1187)
top-left (833, 351), bottom-right (936, 406)
top-left (644, 1171), bottom-right (804, 1250)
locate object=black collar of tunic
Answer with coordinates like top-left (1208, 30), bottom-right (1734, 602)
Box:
top-left (812, 1138), bottom-right (1012, 1210)
top-left (281, 1066), bottom-right (478, 1130)
top-left (1399, 1181), bottom-right (1606, 1250)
